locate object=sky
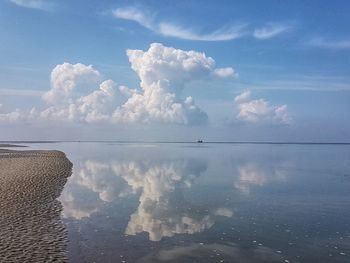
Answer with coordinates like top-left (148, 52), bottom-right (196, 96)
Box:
top-left (0, 0), bottom-right (349, 141)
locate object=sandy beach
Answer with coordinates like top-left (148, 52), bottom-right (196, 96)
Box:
top-left (0, 147), bottom-right (72, 263)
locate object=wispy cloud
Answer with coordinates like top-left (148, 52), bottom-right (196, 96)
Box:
top-left (112, 6), bottom-right (154, 30)
top-left (158, 23), bottom-right (247, 41)
top-left (112, 6), bottom-right (247, 41)
top-left (8, 0), bottom-right (52, 10)
top-left (253, 23), bottom-right (291, 39)
top-left (308, 37), bottom-right (350, 50)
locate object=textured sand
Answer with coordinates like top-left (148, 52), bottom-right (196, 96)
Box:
top-left (0, 149), bottom-right (72, 263)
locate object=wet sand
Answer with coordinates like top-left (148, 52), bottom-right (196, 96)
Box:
top-left (0, 144), bottom-right (26, 148)
top-left (0, 148), bottom-right (72, 262)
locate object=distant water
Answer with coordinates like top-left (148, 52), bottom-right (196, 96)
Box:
top-left (25, 142), bottom-right (350, 263)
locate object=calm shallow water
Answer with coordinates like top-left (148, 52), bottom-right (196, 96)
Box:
top-left (26, 142), bottom-right (350, 263)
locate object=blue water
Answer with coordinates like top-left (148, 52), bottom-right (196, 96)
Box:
top-left (25, 142), bottom-right (350, 262)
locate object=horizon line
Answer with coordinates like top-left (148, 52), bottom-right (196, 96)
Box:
top-left (1, 140), bottom-right (350, 145)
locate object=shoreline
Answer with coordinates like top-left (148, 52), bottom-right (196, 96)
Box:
top-left (0, 147), bottom-right (72, 262)
top-left (0, 143), bottom-right (27, 148)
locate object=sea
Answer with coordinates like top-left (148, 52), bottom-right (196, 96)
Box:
top-left (22, 142), bottom-right (350, 262)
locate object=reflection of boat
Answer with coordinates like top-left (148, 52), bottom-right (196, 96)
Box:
top-left (197, 139), bottom-right (203, 143)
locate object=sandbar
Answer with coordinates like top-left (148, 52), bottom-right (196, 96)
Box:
top-left (0, 147), bottom-right (72, 262)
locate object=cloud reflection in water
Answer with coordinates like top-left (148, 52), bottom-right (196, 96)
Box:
top-left (60, 157), bottom-right (233, 241)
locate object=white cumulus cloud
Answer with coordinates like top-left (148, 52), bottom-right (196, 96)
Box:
top-left (0, 43), bottom-right (236, 126)
top-left (213, 67), bottom-right (236, 78)
top-left (42, 62), bottom-right (101, 104)
top-left (234, 90), bottom-right (291, 125)
top-left (39, 78), bottom-right (124, 123)
top-left (112, 43), bottom-right (233, 124)
top-left (0, 104), bottom-right (23, 122)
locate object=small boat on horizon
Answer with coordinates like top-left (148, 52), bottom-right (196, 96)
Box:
top-left (197, 139), bottom-right (203, 143)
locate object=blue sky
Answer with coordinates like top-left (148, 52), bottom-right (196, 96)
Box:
top-left (0, 0), bottom-right (349, 141)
